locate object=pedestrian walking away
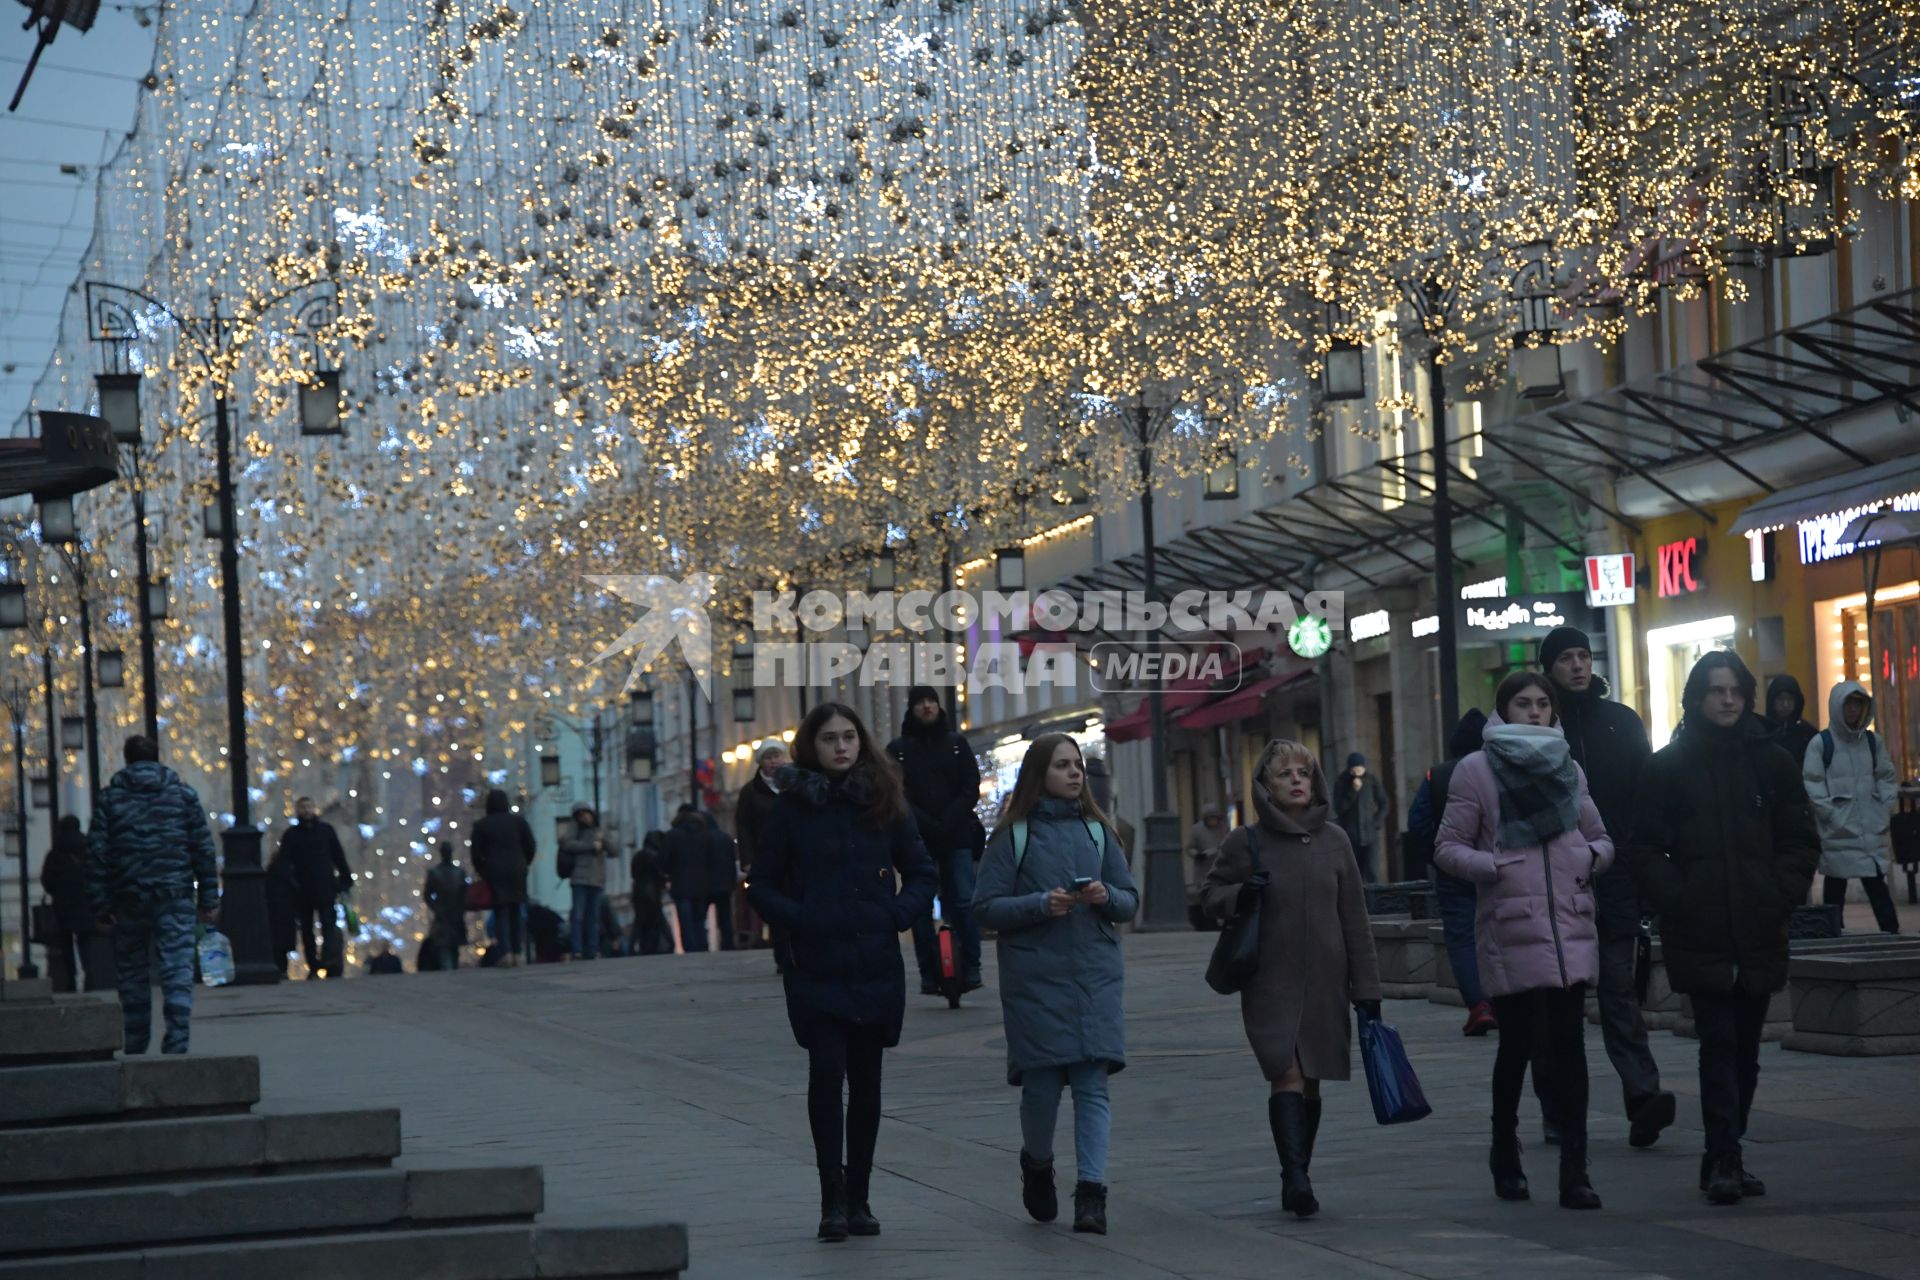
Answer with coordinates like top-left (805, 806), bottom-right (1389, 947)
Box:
top-left (745, 702), bottom-right (936, 1243)
top-left (663, 804), bottom-right (715, 952)
top-left (472, 788), bottom-right (536, 966)
top-left (974, 734), bottom-right (1137, 1235)
top-left (85, 735), bottom-right (219, 1055)
top-left (276, 795), bottom-right (354, 979)
top-left (889, 684), bottom-right (986, 996)
top-left (629, 832), bottom-right (674, 956)
top-left (1539, 625), bottom-right (1675, 1148)
top-left (40, 814), bottom-right (98, 992)
top-left (1763, 675), bottom-right (1819, 776)
top-left (264, 840), bottom-right (299, 978)
top-left (1186, 803), bottom-right (1230, 932)
top-left (734, 740), bottom-right (791, 962)
top-left (424, 840), bottom-right (469, 970)
top-left (559, 801), bottom-right (613, 959)
top-left (1201, 739), bottom-right (1381, 1220)
top-left (1804, 680), bottom-right (1901, 934)
top-left (1406, 710), bottom-right (1497, 1036)
top-left (1436, 672), bottom-right (1614, 1211)
top-left (702, 811), bottom-right (741, 951)
top-left (1333, 753), bottom-right (1387, 883)
top-left (1627, 651), bottom-right (1820, 1206)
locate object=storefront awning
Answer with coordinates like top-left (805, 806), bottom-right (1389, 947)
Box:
top-left (1728, 455), bottom-right (1920, 537)
top-left (0, 412), bottom-right (120, 501)
top-left (1176, 670), bottom-right (1314, 732)
top-left (1102, 644), bottom-right (1269, 742)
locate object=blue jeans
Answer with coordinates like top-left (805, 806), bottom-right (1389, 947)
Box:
top-left (1433, 869), bottom-right (1487, 1007)
top-left (674, 896), bottom-right (709, 953)
top-left (911, 849), bottom-right (982, 986)
top-left (570, 884), bottom-right (604, 959)
top-left (1020, 1061), bottom-right (1111, 1184)
top-left (489, 904), bottom-right (528, 962)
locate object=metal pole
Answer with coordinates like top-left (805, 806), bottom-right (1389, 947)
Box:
top-left (131, 455), bottom-right (160, 742)
top-left (1431, 347), bottom-right (1460, 735)
top-left (12, 698), bottom-right (34, 979)
top-left (687, 678), bottom-right (700, 812)
top-left (591, 715), bottom-right (603, 815)
top-left (75, 554), bottom-right (102, 812)
top-left (1135, 402), bottom-right (1185, 930)
top-left (41, 647), bottom-right (60, 830)
top-left (940, 545), bottom-right (958, 726)
top-left (1139, 423), bottom-right (1167, 811)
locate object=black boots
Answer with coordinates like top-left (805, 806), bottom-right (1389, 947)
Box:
top-left (1490, 1118), bottom-right (1530, 1201)
top-left (1072, 1180), bottom-right (1108, 1234)
top-left (1557, 1136), bottom-right (1602, 1210)
top-left (1269, 1092), bottom-right (1318, 1218)
top-left (844, 1164), bottom-right (879, 1236)
top-left (1700, 1152), bottom-right (1762, 1204)
top-left (816, 1167), bottom-right (849, 1242)
top-left (1303, 1095), bottom-right (1323, 1188)
top-left (1628, 1091), bottom-right (1677, 1149)
top-left (1020, 1150), bottom-right (1058, 1223)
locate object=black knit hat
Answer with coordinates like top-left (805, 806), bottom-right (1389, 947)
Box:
top-left (1538, 626), bottom-right (1592, 673)
top-left (906, 684), bottom-right (941, 707)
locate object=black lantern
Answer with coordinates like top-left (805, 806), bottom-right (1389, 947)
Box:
top-left (869, 549), bottom-right (896, 592)
top-left (0, 583), bottom-right (26, 630)
top-left (30, 775), bottom-right (50, 810)
top-left (1510, 245), bottom-right (1565, 399)
top-left (1323, 339), bottom-right (1365, 401)
top-left (1204, 451), bottom-right (1239, 499)
top-left (994, 547), bottom-right (1026, 592)
top-left (732, 644), bottom-right (755, 722)
top-left (147, 575), bottom-right (169, 622)
top-left (539, 750), bottom-right (561, 789)
top-left (98, 648), bottom-right (125, 689)
top-left (37, 494), bottom-right (76, 544)
top-left (627, 751), bottom-right (654, 784)
top-left (299, 368), bottom-right (345, 436)
top-left (629, 688), bottom-right (655, 728)
top-left (61, 713), bottom-right (85, 753)
top-left (96, 372), bottom-right (143, 445)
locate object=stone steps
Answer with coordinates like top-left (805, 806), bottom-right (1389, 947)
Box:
top-left (0, 1165), bottom-right (544, 1258)
top-left (0, 1108), bottom-right (400, 1189)
top-left (0, 1222), bottom-right (690, 1280)
top-left (0, 1056), bottom-right (260, 1129)
top-left (0, 996), bottom-right (122, 1066)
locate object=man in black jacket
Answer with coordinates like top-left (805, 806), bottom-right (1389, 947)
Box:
top-left (1761, 674), bottom-right (1818, 768)
top-left (1540, 626), bottom-right (1675, 1147)
top-left (888, 686), bottom-right (984, 993)
top-left (664, 804), bottom-right (714, 952)
top-left (276, 796), bottom-right (353, 979)
top-left (735, 742), bottom-right (790, 969)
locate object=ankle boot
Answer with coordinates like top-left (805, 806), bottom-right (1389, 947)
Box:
top-left (816, 1166), bottom-right (849, 1241)
top-left (844, 1164), bottom-right (879, 1236)
top-left (1704, 1153), bottom-right (1744, 1206)
top-left (1557, 1136), bottom-right (1601, 1210)
top-left (1072, 1180), bottom-right (1107, 1234)
top-left (1269, 1092), bottom-right (1318, 1218)
top-left (1019, 1150), bottom-right (1058, 1223)
top-left (1489, 1118), bottom-right (1529, 1201)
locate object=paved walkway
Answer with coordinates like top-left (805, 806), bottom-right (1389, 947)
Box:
top-left (192, 927), bottom-right (1920, 1280)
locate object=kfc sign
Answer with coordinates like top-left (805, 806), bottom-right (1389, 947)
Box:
top-left (1584, 554), bottom-right (1635, 607)
top-left (1657, 538), bottom-right (1702, 597)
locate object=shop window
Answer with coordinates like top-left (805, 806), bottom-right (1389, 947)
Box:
top-left (1839, 600), bottom-right (1920, 785)
top-left (1645, 616), bottom-right (1737, 748)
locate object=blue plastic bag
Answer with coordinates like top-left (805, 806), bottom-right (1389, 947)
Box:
top-left (1358, 1008), bottom-right (1431, 1125)
top-left (196, 927), bottom-right (236, 987)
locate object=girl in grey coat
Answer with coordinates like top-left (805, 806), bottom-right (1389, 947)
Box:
top-left (974, 734), bottom-right (1138, 1236)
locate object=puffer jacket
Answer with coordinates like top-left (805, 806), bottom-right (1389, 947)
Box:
top-left (1627, 716), bottom-right (1819, 994)
top-left (86, 761), bottom-right (219, 916)
top-left (1554, 675), bottom-right (1653, 938)
top-left (559, 820), bottom-right (611, 888)
top-left (1804, 680), bottom-right (1899, 878)
top-left (1434, 716), bottom-right (1614, 997)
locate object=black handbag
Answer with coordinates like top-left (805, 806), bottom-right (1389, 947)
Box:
top-left (1205, 832), bottom-right (1267, 995)
top-left (30, 900), bottom-right (61, 945)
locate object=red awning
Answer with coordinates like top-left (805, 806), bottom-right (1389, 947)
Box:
top-left (1177, 670), bottom-right (1314, 732)
top-left (1103, 680), bottom-right (1218, 742)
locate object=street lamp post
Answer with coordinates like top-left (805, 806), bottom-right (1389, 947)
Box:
top-left (1127, 398), bottom-right (1185, 930)
top-left (2, 682), bottom-right (35, 979)
top-left (84, 279), bottom-right (345, 990)
top-left (43, 540), bottom-right (103, 812)
top-left (95, 371), bottom-right (162, 742)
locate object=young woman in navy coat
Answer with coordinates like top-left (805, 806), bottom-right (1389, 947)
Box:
top-left (747, 701), bottom-right (937, 1242)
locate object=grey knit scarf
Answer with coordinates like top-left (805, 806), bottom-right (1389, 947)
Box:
top-left (1481, 725), bottom-right (1580, 850)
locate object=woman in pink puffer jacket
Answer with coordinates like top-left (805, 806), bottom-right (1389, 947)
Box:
top-left (1436, 671), bottom-right (1613, 1213)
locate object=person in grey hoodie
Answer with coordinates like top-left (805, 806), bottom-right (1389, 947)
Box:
top-left (559, 802), bottom-right (612, 959)
top-left (974, 733), bottom-right (1138, 1236)
top-left (1805, 680), bottom-right (1901, 934)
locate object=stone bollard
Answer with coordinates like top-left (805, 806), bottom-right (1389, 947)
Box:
top-left (1673, 933), bottom-right (1918, 1043)
top-left (1783, 941), bottom-right (1920, 1056)
top-left (1371, 917), bottom-right (1436, 998)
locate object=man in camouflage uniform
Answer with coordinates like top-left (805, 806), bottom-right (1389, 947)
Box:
top-left (87, 735), bottom-right (219, 1055)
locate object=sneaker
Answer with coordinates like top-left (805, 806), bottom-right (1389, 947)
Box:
top-left (1463, 1001), bottom-right (1498, 1036)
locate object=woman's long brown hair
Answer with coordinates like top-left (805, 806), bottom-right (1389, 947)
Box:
top-left (989, 734), bottom-right (1112, 844)
top-left (791, 701), bottom-right (909, 829)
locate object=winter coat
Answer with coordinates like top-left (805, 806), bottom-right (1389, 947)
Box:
top-left (1765, 675), bottom-right (1819, 771)
top-left (424, 861), bottom-right (468, 947)
top-left (558, 822), bottom-right (611, 888)
top-left (40, 823), bottom-right (92, 933)
top-left (1554, 675), bottom-right (1654, 938)
top-left (702, 816), bottom-right (739, 898)
top-left (632, 834), bottom-right (669, 898)
top-left (974, 795), bottom-right (1138, 1083)
top-left (1333, 768), bottom-right (1387, 850)
top-left (277, 819), bottom-right (352, 909)
top-left (471, 803), bottom-right (536, 905)
top-left (1625, 717), bottom-right (1820, 995)
top-left (887, 708), bottom-right (984, 858)
top-left (1405, 710), bottom-right (1490, 882)
top-left (746, 766), bottom-right (937, 1049)
top-left (1200, 781), bottom-right (1381, 1082)
top-left (1804, 680), bottom-right (1899, 879)
top-left (662, 812), bottom-right (713, 902)
top-left (1434, 716), bottom-right (1615, 998)
top-left (85, 761), bottom-right (219, 917)
top-left (734, 773), bottom-right (782, 873)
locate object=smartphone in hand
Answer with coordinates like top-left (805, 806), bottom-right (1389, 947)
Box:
top-left (1070, 876), bottom-right (1094, 891)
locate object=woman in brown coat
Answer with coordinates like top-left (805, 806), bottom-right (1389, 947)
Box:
top-left (1202, 739), bottom-right (1382, 1219)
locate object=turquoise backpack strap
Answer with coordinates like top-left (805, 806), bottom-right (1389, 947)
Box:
top-left (1087, 821), bottom-right (1105, 858)
top-left (1012, 820), bottom-right (1029, 867)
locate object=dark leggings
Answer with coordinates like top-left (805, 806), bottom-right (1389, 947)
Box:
top-left (807, 1018), bottom-right (887, 1173)
top-left (1491, 984), bottom-right (1589, 1141)
top-left (1823, 873), bottom-right (1901, 934)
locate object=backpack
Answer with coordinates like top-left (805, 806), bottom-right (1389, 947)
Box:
top-left (1818, 728), bottom-right (1878, 771)
top-left (1011, 818), bottom-right (1106, 868)
top-left (1403, 758), bottom-right (1462, 874)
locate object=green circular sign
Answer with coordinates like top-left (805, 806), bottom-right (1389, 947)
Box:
top-left (1288, 614), bottom-right (1333, 659)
